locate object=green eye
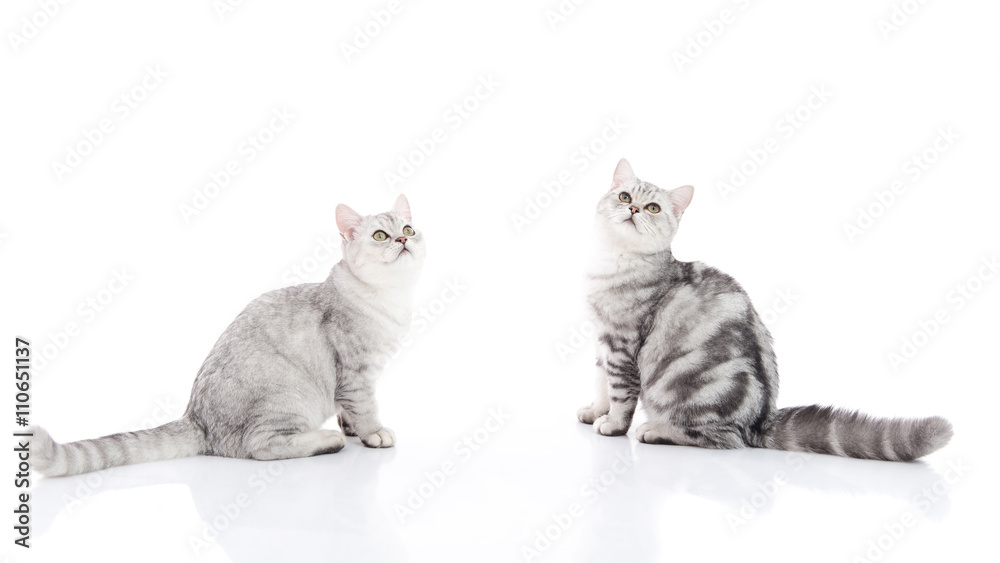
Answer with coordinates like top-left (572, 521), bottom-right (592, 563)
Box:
top-left (646, 203), bottom-right (661, 214)
top-left (619, 192), bottom-right (631, 203)
top-left (373, 231), bottom-right (388, 241)
top-left (403, 226), bottom-right (415, 237)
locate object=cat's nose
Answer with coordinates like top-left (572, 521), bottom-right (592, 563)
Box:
top-left (629, 206), bottom-right (639, 214)
top-left (396, 236), bottom-right (408, 244)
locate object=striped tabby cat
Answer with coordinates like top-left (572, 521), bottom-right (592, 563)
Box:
top-left (577, 159), bottom-right (952, 461)
top-left (32, 195), bottom-right (424, 477)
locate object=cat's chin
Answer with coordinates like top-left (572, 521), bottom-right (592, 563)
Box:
top-left (384, 249), bottom-right (424, 269)
top-left (393, 248), bottom-right (416, 262)
top-left (595, 221), bottom-right (671, 255)
top-left (621, 216), bottom-right (640, 230)
top-left (602, 216), bottom-right (642, 239)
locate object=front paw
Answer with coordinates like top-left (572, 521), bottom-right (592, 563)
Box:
top-left (593, 415), bottom-right (629, 437)
top-left (577, 402), bottom-right (610, 424)
top-left (361, 427), bottom-right (396, 448)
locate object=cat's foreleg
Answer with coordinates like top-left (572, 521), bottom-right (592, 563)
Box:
top-left (335, 404), bottom-right (358, 437)
top-left (577, 365), bottom-right (611, 424)
top-left (592, 357), bottom-right (639, 437)
top-left (337, 377), bottom-right (395, 448)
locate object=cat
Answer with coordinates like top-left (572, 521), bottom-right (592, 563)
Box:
top-left (577, 159), bottom-right (952, 461)
top-left (31, 195), bottom-right (425, 477)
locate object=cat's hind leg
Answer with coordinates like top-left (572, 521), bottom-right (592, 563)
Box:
top-left (246, 429), bottom-right (347, 461)
top-left (635, 417), bottom-right (746, 450)
top-left (634, 419), bottom-right (687, 445)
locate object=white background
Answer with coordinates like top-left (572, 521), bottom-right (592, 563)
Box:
top-left (2, 1), bottom-right (998, 562)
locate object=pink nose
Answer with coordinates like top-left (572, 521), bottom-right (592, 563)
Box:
top-left (396, 236), bottom-right (407, 244)
top-left (629, 206), bottom-right (639, 214)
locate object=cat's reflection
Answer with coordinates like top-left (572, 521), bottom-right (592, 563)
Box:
top-left (559, 420), bottom-right (954, 561)
top-left (29, 437), bottom-right (405, 562)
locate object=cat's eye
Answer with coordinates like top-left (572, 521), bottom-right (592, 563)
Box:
top-left (619, 192), bottom-right (631, 203)
top-left (402, 226), bottom-right (415, 237)
top-left (646, 203), bottom-right (661, 214)
top-left (373, 230), bottom-right (388, 241)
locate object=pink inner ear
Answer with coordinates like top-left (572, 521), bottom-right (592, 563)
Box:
top-left (612, 158), bottom-right (636, 189)
top-left (669, 185), bottom-right (694, 217)
top-left (392, 194), bottom-right (412, 222)
top-left (336, 204), bottom-right (362, 240)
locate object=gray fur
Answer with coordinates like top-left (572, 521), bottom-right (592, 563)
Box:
top-left (577, 159), bottom-right (953, 462)
top-left (31, 195), bottom-right (424, 477)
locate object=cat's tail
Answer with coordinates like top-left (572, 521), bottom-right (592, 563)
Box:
top-left (28, 418), bottom-right (206, 477)
top-left (759, 405), bottom-right (953, 462)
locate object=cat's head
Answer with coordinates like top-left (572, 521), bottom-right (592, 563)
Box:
top-left (335, 194), bottom-right (425, 284)
top-left (595, 159), bottom-right (694, 254)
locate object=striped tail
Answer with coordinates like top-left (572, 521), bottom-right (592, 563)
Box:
top-left (761, 405), bottom-right (953, 462)
top-left (28, 418), bottom-right (205, 477)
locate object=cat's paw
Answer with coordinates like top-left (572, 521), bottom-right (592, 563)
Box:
top-left (577, 402), bottom-right (610, 424)
top-left (361, 427), bottom-right (396, 448)
top-left (593, 415), bottom-right (629, 437)
top-left (635, 422), bottom-right (679, 445)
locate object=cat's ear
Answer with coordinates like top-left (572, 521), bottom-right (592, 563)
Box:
top-left (668, 185), bottom-right (694, 218)
top-left (391, 194), bottom-right (412, 222)
top-left (336, 204), bottom-right (364, 240)
top-left (611, 158), bottom-right (636, 190)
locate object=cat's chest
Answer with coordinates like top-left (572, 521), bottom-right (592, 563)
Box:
top-left (330, 299), bottom-right (408, 341)
top-left (587, 272), bottom-right (664, 328)
top-left (587, 282), bottom-right (661, 367)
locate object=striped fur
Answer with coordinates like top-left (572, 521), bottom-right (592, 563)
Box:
top-left (577, 159), bottom-right (953, 462)
top-left (28, 420), bottom-right (203, 477)
top-left (33, 195), bottom-right (424, 477)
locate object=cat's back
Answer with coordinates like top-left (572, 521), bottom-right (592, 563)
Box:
top-left (667, 260), bottom-right (751, 302)
top-left (210, 273), bottom-right (407, 368)
top-left (227, 282), bottom-right (328, 339)
top-left (587, 255), bottom-right (750, 323)
top-left (188, 283), bottom-right (328, 379)
top-left (649, 260), bottom-right (756, 332)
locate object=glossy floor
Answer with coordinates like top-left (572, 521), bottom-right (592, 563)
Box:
top-left (22, 402), bottom-right (987, 563)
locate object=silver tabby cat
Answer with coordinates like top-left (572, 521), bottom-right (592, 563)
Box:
top-left (577, 159), bottom-right (952, 461)
top-left (31, 195), bottom-right (424, 476)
